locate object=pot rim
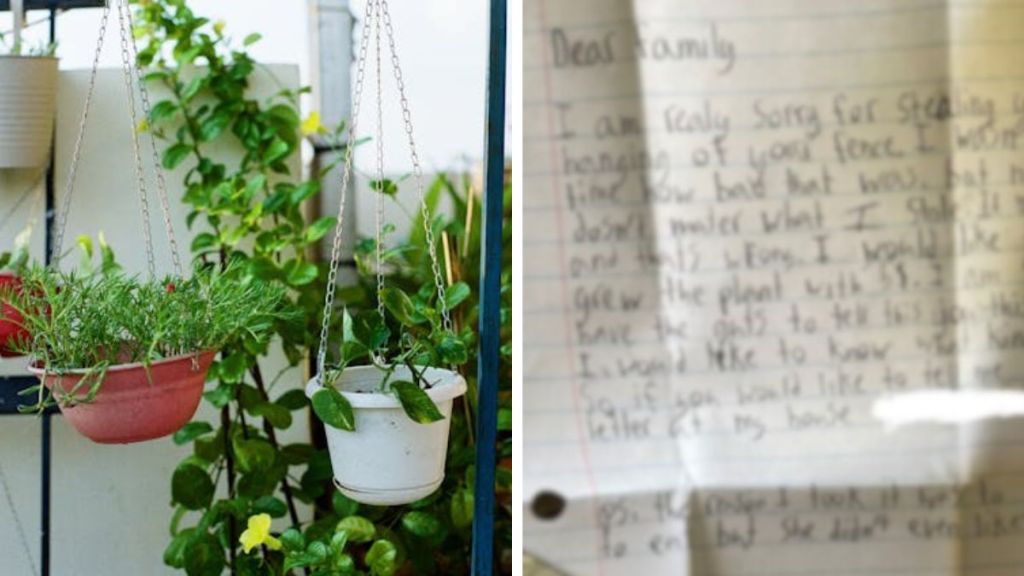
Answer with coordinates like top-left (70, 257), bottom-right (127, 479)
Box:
top-left (306, 364), bottom-right (467, 408)
top-left (0, 55), bottom-right (58, 61)
top-left (27, 349), bottom-right (217, 377)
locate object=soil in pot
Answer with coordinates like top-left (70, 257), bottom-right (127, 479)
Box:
top-left (29, 350), bottom-right (216, 444)
top-left (307, 365), bottom-right (467, 506)
top-left (0, 273), bottom-right (29, 357)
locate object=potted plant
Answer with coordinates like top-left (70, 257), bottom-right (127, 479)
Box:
top-left (0, 3), bottom-right (58, 169)
top-left (307, 283), bottom-right (472, 506)
top-left (11, 264), bottom-right (286, 444)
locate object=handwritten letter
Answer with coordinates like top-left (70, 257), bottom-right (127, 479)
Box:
top-left (525, 1), bottom-right (1024, 574)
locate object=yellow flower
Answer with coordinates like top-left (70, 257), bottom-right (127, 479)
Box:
top-left (301, 111), bottom-right (328, 137)
top-left (239, 514), bottom-right (282, 554)
top-left (136, 119), bottom-right (149, 134)
top-left (214, 20), bottom-right (226, 36)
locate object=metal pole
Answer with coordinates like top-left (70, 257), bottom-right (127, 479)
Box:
top-left (472, 0), bottom-right (507, 573)
top-left (40, 9), bottom-right (56, 576)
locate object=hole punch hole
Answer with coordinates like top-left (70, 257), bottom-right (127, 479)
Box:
top-left (531, 490), bottom-right (566, 520)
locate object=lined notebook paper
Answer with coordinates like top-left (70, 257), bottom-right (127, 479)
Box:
top-left (524, 0), bottom-right (1024, 574)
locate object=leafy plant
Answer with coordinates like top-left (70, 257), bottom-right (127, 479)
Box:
top-left (336, 172), bottom-right (514, 574)
top-left (130, 0), bottom-right (512, 573)
top-left (0, 31), bottom-right (56, 57)
top-left (10, 262), bottom-right (287, 409)
top-left (311, 276), bottom-right (473, 431)
top-left (129, 1), bottom-right (366, 574)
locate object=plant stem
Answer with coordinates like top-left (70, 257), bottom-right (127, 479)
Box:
top-left (249, 362), bottom-right (301, 528)
top-left (250, 361), bottom-right (309, 576)
top-left (220, 404), bottom-right (237, 575)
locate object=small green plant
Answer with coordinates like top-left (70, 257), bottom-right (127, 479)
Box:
top-left (11, 262), bottom-right (287, 409)
top-left (0, 32), bottom-right (56, 57)
top-left (311, 279), bottom-right (473, 431)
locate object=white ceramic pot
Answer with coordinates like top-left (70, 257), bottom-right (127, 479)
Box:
top-left (306, 365), bottom-right (467, 506)
top-left (0, 56), bottom-right (58, 169)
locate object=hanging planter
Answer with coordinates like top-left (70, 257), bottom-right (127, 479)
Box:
top-left (11, 0), bottom-right (284, 444)
top-left (308, 0), bottom-right (474, 506)
top-left (14, 268), bottom-right (285, 444)
top-left (30, 351), bottom-right (216, 444)
top-left (0, 0), bottom-right (58, 169)
top-left (307, 365), bottom-right (467, 505)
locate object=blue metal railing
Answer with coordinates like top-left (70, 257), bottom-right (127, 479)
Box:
top-left (472, 0), bottom-right (508, 574)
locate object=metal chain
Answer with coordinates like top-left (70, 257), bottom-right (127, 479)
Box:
top-left (316, 0), bottom-right (376, 376)
top-left (379, 0), bottom-right (453, 331)
top-left (121, 0), bottom-right (184, 277)
top-left (0, 169), bottom-right (44, 236)
top-left (52, 3), bottom-right (112, 268)
top-left (0, 461), bottom-right (36, 576)
top-left (116, 0), bottom-right (156, 278)
top-left (373, 0), bottom-right (386, 322)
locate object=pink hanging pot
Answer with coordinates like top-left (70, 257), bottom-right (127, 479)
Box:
top-left (29, 350), bottom-right (216, 444)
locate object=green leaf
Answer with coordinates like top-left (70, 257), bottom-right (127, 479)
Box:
top-left (150, 99), bottom-right (178, 123)
top-left (290, 181), bottom-right (319, 204)
top-left (253, 495), bottom-right (288, 518)
top-left (263, 137), bottom-right (290, 165)
top-left (335, 553), bottom-right (355, 573)
top-left (329, 530), bottom-right (350, 555)
top-left (183, 533), bottom-right (225, 576)
top-left (199, 111), bottom-right (232, 142)
top-left (401, 511), bottom-right (443, 541)
top-left (311, 387), bottom-right (355, 431)
top-left (450, 488), bottom-right (474, 528)
top-left (233, 437), bottom-right (276, 473)
top-left (267, 104), bottom-right (301, 128)
top-left (390, 381), bottom-right (444, 424)
top-left (280, 443), bottom-right (315, 465)
top-left (173, 421), bottom-right (214, 445)
top-left (444, 282), bottom-right (471, 310)
top-left (243, 32), bottom-right (262, 46)
top-left (280, 528), bottom-right (305, 552)
top-left (217, 352), bottom-right (248, 383)
top-left (352, 310), bottom-right (390, 351)
top-left (365, 539), bottom-right (398, 576)
top-left (497, 407), bottom-right (512, 431)
top-left (285, 260), bottom-right (318, 286)
top-left (381, 288), bottom-right (420, 327)
top-left (262, 189), bottom-right (289, 213)
top-left (437, 333), bottom-right (468, 365)
top-left (180, 76), bottom-right (204, 102)
top-left (163, 529), bottom-right (193, 568)
top-left (190, 232), bottom-right (217, 252)
top-left (252, 401), bottom-right (292, 429)
top-left (336, 516), bottom-right (375, 543)
top-left (306, 541), bottom-right (328, 562)
top-left (172, 463), bottom-right (215, 510)
top-left (303, 216), bottom-right (336, 243)
top-left (370, 179), bottom-right (399, 197)
top-left (332, 491), bottom-right (359, 518)
top-left (244, 174), bottom-right (267, 201)
top-left (163, 143), bottom-right (192, 170)
top-left (202, 383), bottom-right (233, 409)
top-left (275, 389), bottom-right (308, 411)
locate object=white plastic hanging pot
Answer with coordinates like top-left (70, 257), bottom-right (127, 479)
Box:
top-left (0, 56), bottom-right (58, 169)
top-left (306, 365), bottom-right (467, 506)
